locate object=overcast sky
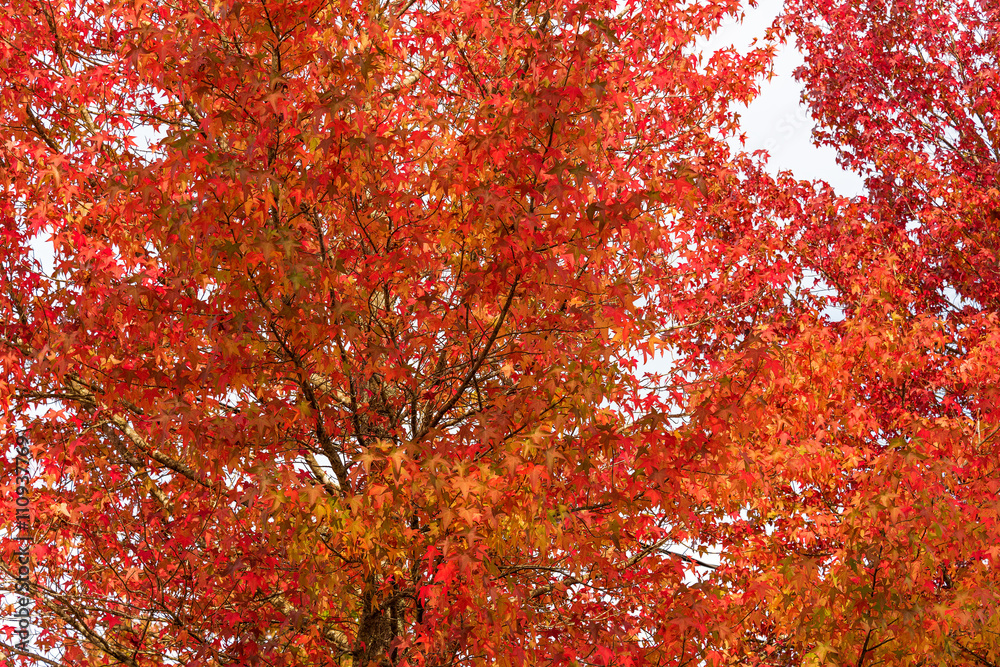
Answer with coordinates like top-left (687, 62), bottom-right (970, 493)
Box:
top-left (710, 0), bottom-right (865, 197)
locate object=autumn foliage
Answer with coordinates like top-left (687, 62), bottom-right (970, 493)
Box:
top-left (709, 1), bottom-right (1000, 664)
top-left (0, 0), bottom-right (998, 665)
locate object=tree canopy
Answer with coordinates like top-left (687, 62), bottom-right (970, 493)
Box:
top-left (1, 0), bottom-right (997, 665)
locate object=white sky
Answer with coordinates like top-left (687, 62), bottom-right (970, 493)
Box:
top-left (709, 0), bottom-right (865, 196)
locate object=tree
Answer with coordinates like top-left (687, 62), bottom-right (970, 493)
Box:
top-left (9, 0), bottom-right (996, 664)
top-left (0, 0), bottom-right (790, 664)
top-left (697, 0), bottom-right (1000, 664)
